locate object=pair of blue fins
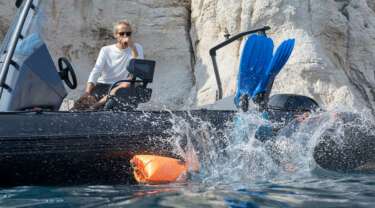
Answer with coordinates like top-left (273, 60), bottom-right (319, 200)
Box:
top-left (234, 34), bottom-right (295, 108)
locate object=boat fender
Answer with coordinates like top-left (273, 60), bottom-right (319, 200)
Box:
top-left (130, 155), bottom-right (188, 184)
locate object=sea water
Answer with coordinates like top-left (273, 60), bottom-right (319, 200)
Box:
top-left (0, 110), bottom-right (375, 207)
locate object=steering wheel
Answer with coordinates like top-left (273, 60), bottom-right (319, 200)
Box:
top-left (58, 57), bottom-right (78, 89)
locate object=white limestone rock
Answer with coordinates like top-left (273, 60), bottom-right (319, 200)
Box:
top-left (191, 0), bottom-right (375, 114)
top-left (1, 0), bottom-right (375, 113)
top-left (1, 0), bottom-right (194, 109)
top-left (0, 1), bottom-right (16, 41)
top-left (44, 0), bottom-right (194, 109)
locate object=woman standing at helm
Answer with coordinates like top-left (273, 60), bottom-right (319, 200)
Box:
top-left (77, 20), bottom-right (144, 110)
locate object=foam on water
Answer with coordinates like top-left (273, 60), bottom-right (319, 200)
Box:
top-left (167, 108), bottom-right (375, 184)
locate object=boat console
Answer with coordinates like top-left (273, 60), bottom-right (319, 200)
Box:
top-left (104, 59), bottom-right (156, 111)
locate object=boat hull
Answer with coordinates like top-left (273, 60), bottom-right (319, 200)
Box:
top-left (0, 110), bottom-right (374, 185)
top-left (0, 110), bottom-right (234, 185)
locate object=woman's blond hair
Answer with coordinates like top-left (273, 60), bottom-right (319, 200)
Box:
top-left (113, 20), bottom-right (132, 34)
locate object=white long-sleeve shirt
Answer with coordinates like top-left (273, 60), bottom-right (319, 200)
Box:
top-left (88, 43), bottom-right (144, 84)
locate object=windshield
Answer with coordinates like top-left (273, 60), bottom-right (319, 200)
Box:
top-left (0, 0), bottom-right (44, 57)
top-left (0, 0), bottom-right (44, 93)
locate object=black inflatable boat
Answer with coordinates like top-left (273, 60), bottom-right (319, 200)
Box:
top-left (0, 0), bottom-right (374, 185)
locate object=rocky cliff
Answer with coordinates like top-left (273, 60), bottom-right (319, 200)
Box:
top-left (1, 0), bottom-right (375, 113)
top-left (191, 0), bottom-right (375, 113)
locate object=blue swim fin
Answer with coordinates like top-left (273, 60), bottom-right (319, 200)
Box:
top-left (234, 35), bottom-right (274, 108)
top-left (252, 39), bottom-right (295, 98)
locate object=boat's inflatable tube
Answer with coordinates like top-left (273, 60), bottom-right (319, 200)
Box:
top-left (131, 155), bottom-right (188, 184)
top-left (0, 110), bottom-right (231, 186)
top-left (314, 113), bottom-right (375, 172)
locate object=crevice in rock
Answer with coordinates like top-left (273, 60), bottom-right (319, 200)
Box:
top-left (308, 0), bottom-right (314, 35)
top-left (340, 1), bottom-right (375, 115)
top-left (335, 0), bottom-right (351, 21)
top-left (186, 3), bottom-right (196, 86)
top-left (344, 62), bottom-right (375, 115)
top-left (237, 0), bottom-right (243, 32)
top-left (186, 0), bottom-right (198, 106)
top-left (366, 0), bottom-right (375, 13)
top-left (349, 66), bottom-right (371, 102)
top-left (340, 5), bottom-right (350, 21)
top-left (250, 0), bottom-right (256, 26)
top-left (349, 65), bottom-right (375, 114)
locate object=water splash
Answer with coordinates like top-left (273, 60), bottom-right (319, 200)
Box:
top-left (167, 108), bottom-right (375, 184)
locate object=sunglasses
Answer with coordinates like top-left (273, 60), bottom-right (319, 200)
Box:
top-left (118, 32), bottom-right (132, 37)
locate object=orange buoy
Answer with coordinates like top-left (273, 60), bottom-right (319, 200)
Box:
top-left (130, 155), bottom-right (188, 184)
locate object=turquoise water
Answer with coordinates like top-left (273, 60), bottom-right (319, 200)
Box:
top-left (1, 175), bottom-right (375, 207)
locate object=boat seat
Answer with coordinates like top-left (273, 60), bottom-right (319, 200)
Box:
top-left (265, 94), bottom-right (320, 123)
top-left (104, 59), bottom-right (155, 111)
top-left (267, 94), bottom-right (320, 112)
